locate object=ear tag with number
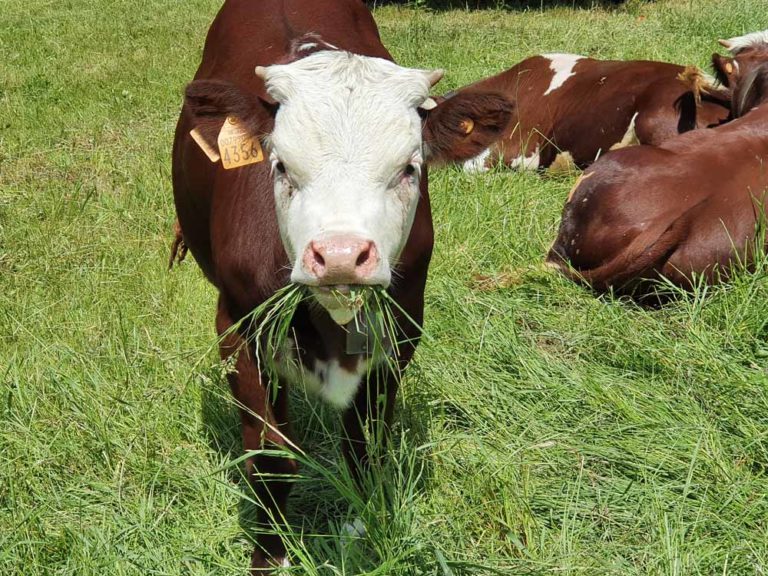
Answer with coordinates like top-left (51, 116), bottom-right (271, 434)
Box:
top-left (217, 116), bottom-right (264, 170)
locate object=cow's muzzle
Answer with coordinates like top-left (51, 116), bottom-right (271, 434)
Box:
top-left (301, 235), bottom-right (381, 287)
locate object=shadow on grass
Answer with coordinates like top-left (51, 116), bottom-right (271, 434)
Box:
top-left (198, 375), bottom-right (361, 553)
top-left (368, 0), bottom-right (631, 11)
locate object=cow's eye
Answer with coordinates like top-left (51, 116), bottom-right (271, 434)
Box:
top-left (275, 161), bottom-right (286, 175)
top-left (404, 164), bottom-right (417, 177)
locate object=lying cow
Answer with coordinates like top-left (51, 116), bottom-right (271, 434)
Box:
top-left (171, 0), bottom-right (512, 571)
top-left (546, 34), bottom-right (768, 296)
top-left (446, 54), bottom-right (730, 172)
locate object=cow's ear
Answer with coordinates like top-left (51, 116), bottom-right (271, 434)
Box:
top-left (422, 91), bottom-right (514, 165)
top-left (712, 53), bottom-right (737, 87)
top-left (183, 79), bottom-right (276, 157)
top-left (734, 63), bottom-right (768, 117)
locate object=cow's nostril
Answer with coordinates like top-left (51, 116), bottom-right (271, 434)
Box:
top-left (356, 246), bottom-right (371, 267)
top-left (304, 242), bottom-right (327, 277)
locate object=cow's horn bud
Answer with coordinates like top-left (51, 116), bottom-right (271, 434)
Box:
top-left (427, 69), bottom-right (444, 87)
top-left (420, 97), bottom-right (438, 110)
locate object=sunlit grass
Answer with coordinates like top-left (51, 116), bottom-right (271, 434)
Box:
top-left (3, 0), bottom-right (768, 574)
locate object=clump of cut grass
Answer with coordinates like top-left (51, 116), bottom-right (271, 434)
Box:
top-left (325, 287), bottom-right (368, 316)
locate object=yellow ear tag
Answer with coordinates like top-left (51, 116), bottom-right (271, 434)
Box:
top-left (460, 118), bottom-right (475, 135)
top-left (725, 62), bottom-right (734, 74)
top-left (217, 116), bottom-right (264, 170)
top-left (190, 127), bottom-right (221, 163)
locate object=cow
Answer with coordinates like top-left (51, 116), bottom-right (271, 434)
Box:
top-left (171, 0), bottom-right (512, 571)
top-left (712, 30), bottom-right (768, 108)
top-left (443, 54), bottom-right (731, 173)
top-left (545, 33), bottom-right (768, 297)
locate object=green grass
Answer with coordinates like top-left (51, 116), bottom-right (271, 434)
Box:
top-left (3, 0), bottom-right (768, 574)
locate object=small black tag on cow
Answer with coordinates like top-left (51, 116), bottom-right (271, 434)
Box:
top-left (345, 322), bottom-right (369, 355)
top-left (345, 309), bottom-right (392, 356)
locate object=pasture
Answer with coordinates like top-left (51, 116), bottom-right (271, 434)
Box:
top-left (3, 0), bottom-right (768, 573)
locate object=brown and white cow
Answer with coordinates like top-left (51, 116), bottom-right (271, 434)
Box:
top-left (546, 33), bottom-right (768, 297)
top-left (171, 0), bottom-right (512, 571)
top-left (445, 54), bottom-right (730, 172)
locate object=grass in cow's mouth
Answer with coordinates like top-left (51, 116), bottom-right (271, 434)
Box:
top-left (225, 284), bottom-right (419, 389)
top-left (224, 283), bottom-right (307, 392)
top-left (362, 286), bottom-right (425, 366)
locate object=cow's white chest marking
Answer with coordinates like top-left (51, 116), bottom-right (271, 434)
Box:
top-left (277, 346), bottom-right (370, 409)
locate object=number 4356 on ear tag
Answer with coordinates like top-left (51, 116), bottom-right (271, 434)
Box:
top-left (217, 116), bottom-right (264, 170)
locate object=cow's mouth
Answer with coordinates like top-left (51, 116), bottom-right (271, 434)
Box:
top-left (314, 284), bottom-right (355, 294)
top-left (311, 285), bottom-right (370, 325)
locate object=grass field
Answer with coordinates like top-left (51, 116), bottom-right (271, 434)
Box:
top-left (3, 0), bottom-right (768, 574)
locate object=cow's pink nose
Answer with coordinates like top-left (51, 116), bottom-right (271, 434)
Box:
top-left (302, 236), bottom-right (379, 285)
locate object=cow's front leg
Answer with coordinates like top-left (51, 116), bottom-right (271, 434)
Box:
top-left (340, 368), bottom-right (399, 488)
top-left (217, 299), bottom-right (297, 573)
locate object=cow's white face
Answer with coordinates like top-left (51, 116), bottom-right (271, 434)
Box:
top-left (257, 51), bottom-right (439, 323)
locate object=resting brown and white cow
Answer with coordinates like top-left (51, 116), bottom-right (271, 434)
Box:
top-left (546, 32), bottom-right (768, 297)
top-left (446, 54), bottom-right (730, 172)
top-left (171, 0), bottom-right (511, 571)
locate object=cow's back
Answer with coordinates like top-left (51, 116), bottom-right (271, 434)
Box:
top-left (462, 56), bottom-right (729, 169)
top-left (527, 59), bottom-right (687, 165)
top-left (195, 0), bottom-right (392, 91)
top-left (548, 106), bottom-right (768, 292)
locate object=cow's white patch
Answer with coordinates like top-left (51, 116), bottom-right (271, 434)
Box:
top-left (509, 146), bottom-right (540, 171)
top-left (610, 112), bottom-right (640, 150)
top-left (298, 42), bottom-right (317, 51)
top-left (258, 51), bottom-right (438, 300)
top-left (311, 289), bottom-right (363, 326)
top-left (462, 147), bottom-right (491, 172)
top-left (542, 53), bottom-right (584, 96)
top-left (722, 29), bottom-right (768, 54)
top-left (279, 557), bottom-right (291, 568)
top-left (328, 307), bottom-right (356, 325)
top-left (279, 346), bottom-right (369, 409)
top-left (316, 359), bottom-right (367, 408)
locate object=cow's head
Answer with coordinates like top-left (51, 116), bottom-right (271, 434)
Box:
top-left (184, 49), bottom-right (512, 322)
top-left (712, 30), bottom-right (768, 90)
top-left (731, 62), bottom-right (768, 117)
